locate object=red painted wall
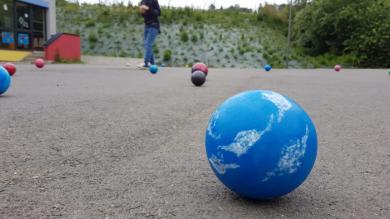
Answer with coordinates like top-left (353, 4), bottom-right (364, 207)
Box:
top-left (45, 34), bottom-right (81, 61)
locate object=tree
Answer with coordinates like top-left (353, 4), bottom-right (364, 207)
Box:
top-left (293, 0), bottom-right (390, 67)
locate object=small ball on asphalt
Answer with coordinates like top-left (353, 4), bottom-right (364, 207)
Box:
top-left (35, 59), bottom-right (45, 69)
top-left (192, 62), bottom-right (208, 76)
top-left (2, 63), bottom-right (16, 76)
top-left (264, 64), bottom-right (272, 72)
top-left (205, 90), bottom-right (318, 200)
top-left (149, 65), bottom-right (158, 74)
top-left (0, 66), bottom-right (11, 95)
top-left (191, 71), bottom-right (206, 87)
top-left (334, 65), bottom-right (341, 72)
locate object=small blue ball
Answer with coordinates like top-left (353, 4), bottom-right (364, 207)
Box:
top-left (264, 64), bottom-right (272, 72)
top-left (0, 66), bottom-right (11, 95)
top-left (149, 65), bottom-right (158, 74)
top-left (205, 90), bottom-right (317, 200)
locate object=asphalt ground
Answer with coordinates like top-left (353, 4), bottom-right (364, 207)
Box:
top-left (1, 65), bottom-right (389, 218)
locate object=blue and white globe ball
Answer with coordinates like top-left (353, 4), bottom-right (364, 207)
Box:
top-left (149, 65), bottom-right (158, 74)
top-left (205, 90), bottom-right (317, 200)
top-left (264, 64), bottom-right (272, 72)
top-left (0, 66), bottom-right (11, 95)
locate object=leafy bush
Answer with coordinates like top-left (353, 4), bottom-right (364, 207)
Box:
top-left (293, 0), bottom-right (390, 67)
top-left (97, 27), bottom-right (104, 34)
top-left (153, 44), bottom-right (159, 55)
top-left (119, 50), bottom-right (127, 57)
top-left (180, 31), bottom-right (189, 43)
top-left (257, 4), bottom-right (288, 30)
top-left (85, 20), bottom-right (95, 27)
top-left (163, 50), bottom-right (172, 62)
top-left (191, 34), bottom-right (198, 43)
top-left (137, 51), bottom-right (143, 58)
top-left (88, 32), bottom-right (98, 43)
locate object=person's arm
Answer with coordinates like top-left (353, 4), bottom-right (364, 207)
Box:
top-left (150, 0), bottom-right (161, 17)
top-left (139, 0), bottom-right (149, 15)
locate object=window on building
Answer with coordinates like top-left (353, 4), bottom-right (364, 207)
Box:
top-left (32, 6), bottom-right (45, 50)
top-left (16, 3), bottom-right (30, 30)
top-left (33, 31), bottom-right (44, 50)
top-left (0, 0), bottom-right (15, 49)
top-left (15, 2), bottom-right (31, 49)
top-left (17, 32), bottom-right (30, 49)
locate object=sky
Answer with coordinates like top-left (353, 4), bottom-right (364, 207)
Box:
top-left (75, 0), bottom-right (288, 10)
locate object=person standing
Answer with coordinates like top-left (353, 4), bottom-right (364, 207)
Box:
top-left (137, 0), bottom-right (161, 69)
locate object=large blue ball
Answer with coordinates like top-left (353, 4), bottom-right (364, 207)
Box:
top-left (149, 65), bottom-right (158, 74)
top-left (264, 64), bottom-right (272, 72)
top-left (0, 66), bottom-right (11, 95)
top-left (205, 90), bottom-right (317, 200)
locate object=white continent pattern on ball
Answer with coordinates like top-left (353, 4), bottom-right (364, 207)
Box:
top-left (262, 91), bottom-right (292, 123)
top-left (219, 114), bottom-right (274, 157)
top-left (209, 155), bottom-right (240, 175)
top-left (207, 110), bottom-right (221, 140)
top-left (262, 125), bottom-right (310, 182)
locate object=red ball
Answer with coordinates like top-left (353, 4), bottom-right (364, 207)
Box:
top-left (35, 58), bottom-right (45, 69)
top-left (334, 65), bottom-right (341, 72)
top-left (192, 62), bottom-right (208, 75)
top-left (2, 63), bottom-right (16, 76)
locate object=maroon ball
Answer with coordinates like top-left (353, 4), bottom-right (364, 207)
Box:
top-left (2, 63), bottom-right (16, 76)
top-left (35, 58), bottom-right (45, 69)
top-left (334, 65), bottom-right (341, 72)
top-left (191, 63), bottom-right (208, 75)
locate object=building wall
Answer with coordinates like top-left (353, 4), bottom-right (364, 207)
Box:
top-left (47, 0), bottom-right (56, 37)
top-left (0, 0), bottom-right (56, 50)
top-left (21, 0), bottom-right (57, 38)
